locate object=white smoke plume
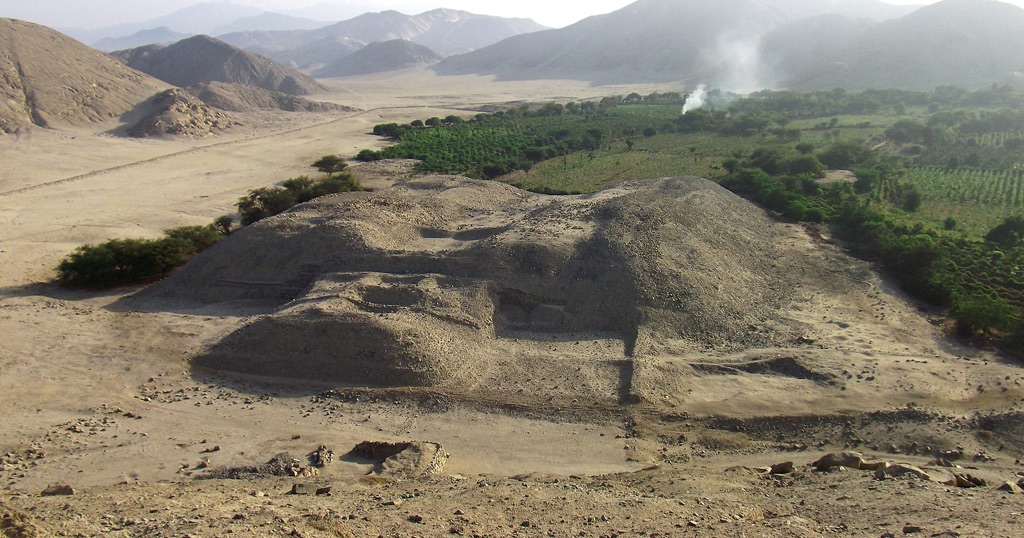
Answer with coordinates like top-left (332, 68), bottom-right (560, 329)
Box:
top-left (682, 84), bottom-right (707, 115)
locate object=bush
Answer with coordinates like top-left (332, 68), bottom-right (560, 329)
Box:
top-left (57, 237), bottom-right (195, 288)
top-left (237, 187), bottom-right (297, 226)
top-left (952, 294), bottom-right (1012, 335)
top-left (357, 149), bottom-right (383, 161)
top-left (985, 215), bottom-right (1024, 247)
top-left (165, 224), bottom-right (223, 251)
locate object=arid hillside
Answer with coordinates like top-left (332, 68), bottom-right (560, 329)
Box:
top-left (0, 18), bottom-right (165, 133)
top-left (111, 35), bottom-right (325, 96)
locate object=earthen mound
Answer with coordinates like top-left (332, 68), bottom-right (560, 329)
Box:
top-left (0, 18), bottom-right (165, 133)
top-left (126, 88), bottom-right (237, 138)
top-left (134, 175), bottom-right (876, 395)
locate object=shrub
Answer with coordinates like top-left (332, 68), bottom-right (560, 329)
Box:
top-left (985, 215), bottom-right (1024, 247)
top-left (165, 224), bottom-right (223, 251)
top-left (57, 237), bottom-right (195, 288)
top-left (952, 294), bottom-right (1012, 335)
top-left (237, 187), bottom-right (297, 226)
top-left (357, 149), bottom-right (383, 161)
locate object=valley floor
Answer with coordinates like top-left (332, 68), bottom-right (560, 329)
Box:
top-left (2, 70), bottom-right (1023, 537)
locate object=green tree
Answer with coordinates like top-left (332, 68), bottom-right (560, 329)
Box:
top-left (237, 187), bottom-right (297, 226)
top-left (165, 224), bottom-right (223, 251)
top-left (952, 294), bottom-right (1012, 335)
top-left (984, 215), bottom-right (1024, 247)
top-left (215, 215), bottom-right (234, 235)
top-left (57, 237), bottom-right (194, 288)
top-left (312, 155), bottom-right (347, 178)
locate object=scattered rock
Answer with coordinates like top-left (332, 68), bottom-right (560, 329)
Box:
top-left (408, 514), bottom-right (424, 524)
top-left (875, 464), bottom-right (939, 482)
top-left (946, 473), bottom-right (985, 488)
top-left (996, 481), bottom-right (1023, 494)
top-left (902, 524), bottom-right (922, 534)
top-left (812, 451), bottom-right (862, 471)
top-left (40, 484), bottom-right (74, 496)
top-left (770, 461), bottom-right (795, 475)
top-left (311, 444), bottom-right (334, 467)
top-left (290, 483), bottom-right (321, 496)
top-left (204, 452), bottom-right (317, 480)
top-left (349, 441), bottom-right (449, 477)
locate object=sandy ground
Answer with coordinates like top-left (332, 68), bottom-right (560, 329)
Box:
top-left (3, 69), bottom-right (1024, 537)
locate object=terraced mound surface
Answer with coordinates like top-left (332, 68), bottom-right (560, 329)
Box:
top-left (135, 175), bottom-right (933, 415)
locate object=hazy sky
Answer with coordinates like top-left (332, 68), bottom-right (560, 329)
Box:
top-left (2, 0), bottom-right (1024, 30)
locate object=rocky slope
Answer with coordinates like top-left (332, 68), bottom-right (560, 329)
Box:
top-left (0, 18), bottom-right (165, 133)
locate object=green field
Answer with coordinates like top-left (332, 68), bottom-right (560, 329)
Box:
top-left (897, 167), bottom-right (1024, 234)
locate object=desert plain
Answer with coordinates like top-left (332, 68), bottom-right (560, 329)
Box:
top-left (2, 69), bottom-right (1024, 537)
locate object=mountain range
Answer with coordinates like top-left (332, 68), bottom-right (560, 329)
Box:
top-left (764, 0), bottom-right (1024, 90)
top-left (434, 0), bottom-right (1023, 90)
top-left (218, 9), bottom-right (548, 70)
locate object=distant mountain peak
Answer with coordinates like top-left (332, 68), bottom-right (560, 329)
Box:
top-left (112, 34), bottom-right (325, 95)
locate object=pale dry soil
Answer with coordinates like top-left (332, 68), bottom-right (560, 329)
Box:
top-left (1, 69), bottom-right (1024, 537)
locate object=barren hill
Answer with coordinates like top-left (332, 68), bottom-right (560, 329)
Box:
top-left (0, 18), bottom-right (165, 133)
top-left (112, 35), bottom-right (325, 95)
top-left (315, 39), bottom-right (443, 78)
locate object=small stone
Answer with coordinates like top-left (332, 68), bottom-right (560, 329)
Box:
top-left (383, 499), bottom-right (403, 507)
top-left (876, 464), bottom-right (938, 482)
top-left (687, 521), bottom-right (700, 527)
top-left (232, 513), bottom-right (246, 520)
top-left (948, 473), bottom-right (985, 488)
top-left (315, 486), bottom-right (332, 496)
top-left (290, 483), bottom-right (319, 495)
top-left (996, 481), bottom-right (1023, 494)
top-left (770, 461), bottom-right (795, 475)
top-left (902, 524), bottom-right (922, 534)
top-left (408, 514), bottom-right (424, 524)
top-left (41, 484), bottom-right (75, 496)
top-left (813, 452), bottom-right (866, 472)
